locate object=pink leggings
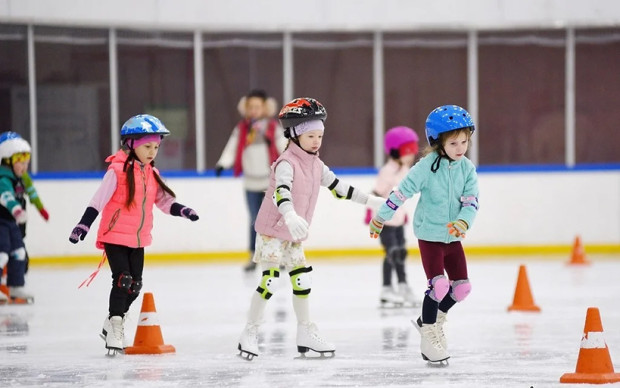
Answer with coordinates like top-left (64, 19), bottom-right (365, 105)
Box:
top-left (418, 239), bottom-right (468, 281)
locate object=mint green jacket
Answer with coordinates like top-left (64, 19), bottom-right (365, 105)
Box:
top-left (377, 151), bottom-right (479, 243)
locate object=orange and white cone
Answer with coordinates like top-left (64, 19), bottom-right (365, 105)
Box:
top-left (507, 265), bottom-right (541, 312)
top-left (560, 307), bottom-right (620, 384)
top-left (124, 292), bottom-right (175, 355)
top-left (568, 235), bottom-right (590, 265)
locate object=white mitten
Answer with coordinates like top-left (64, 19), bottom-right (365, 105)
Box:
top-left (366, 194), bottom-right (386, 212)
top-left (284, 211), bottom-right (309, 241)
top-left (12, 207), bottom-right (28, 224)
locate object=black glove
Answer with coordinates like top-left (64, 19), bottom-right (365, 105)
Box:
top-left (171, 203), bottom-right (199, 221)
top-left (214, 165), bottom-right (224, 177)
top-left (69, 207), bottom-right (99, 244)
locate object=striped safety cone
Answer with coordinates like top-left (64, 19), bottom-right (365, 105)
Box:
top-left (124, 292), bottom-right (175, 355)
top-left (560, 307), bottom-right (620, 384)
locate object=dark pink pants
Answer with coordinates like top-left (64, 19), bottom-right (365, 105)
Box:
top-left (417, 239), bottom-right (468, 281)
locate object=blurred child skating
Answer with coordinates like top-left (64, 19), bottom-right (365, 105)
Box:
top-left (0, 132), bottom-right (38, 304)
top-left (214, 89), bottom-right (287, 272)
top-left (366, 126), bottom-right (420, 308)
top-left (69, 114), bottom-right (199, 356)
top-left (237, 98), bottom-right (384, 360)
top-left (369, 105), bottom-right (479, 364)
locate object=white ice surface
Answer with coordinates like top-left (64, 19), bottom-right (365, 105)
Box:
top-left (1, 257), bottom-right (620, 387)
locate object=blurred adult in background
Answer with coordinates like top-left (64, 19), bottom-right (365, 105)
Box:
top-left (215, 90), bottom-right (287, 272)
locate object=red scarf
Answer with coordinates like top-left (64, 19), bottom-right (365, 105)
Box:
top-left (233, 119), bottom-right (280, 177)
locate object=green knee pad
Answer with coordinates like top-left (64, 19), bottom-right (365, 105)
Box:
top-left (289, 265), bottom-right (313, 298)
top-left (256, 268), bottom-right (280, 300)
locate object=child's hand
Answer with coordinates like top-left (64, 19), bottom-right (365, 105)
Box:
top-left (447, 219), bottom-right (468, 238)
top-left (180, 207), bottom-right (199, 221)
top-left (69, 224), bottom-right (90, 244)
top-left (365, 195), bottom-right (386, 211)
top-left (39, 207), bottom-right (49, 221)
top-left (369, 217), bottom-right (384, 239)
top-left (364, 208), bottom-right (373, 225)
top-left (284, 211), bottom-right (309, 241)
top-left (12, 208), bottom-right (27, 224)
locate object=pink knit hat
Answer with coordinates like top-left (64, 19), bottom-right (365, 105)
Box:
top-left (132, 134), bottom-right (162, 148)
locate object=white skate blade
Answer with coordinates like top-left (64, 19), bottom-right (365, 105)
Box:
top-left (237, 343), bottom-right (257, 361)
top-left (424, 356), bottom-right (450, 367)
top-left (295, 347), bottom-right (335, 360)
top-left (105, 348), bottom-right (124, 357)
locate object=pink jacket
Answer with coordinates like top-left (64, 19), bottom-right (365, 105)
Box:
top-left (255, 144), bottom-right (323, 241)
top-left (96, 150), bottom-right (159, 249)
top-left (371, 159), bottom-right (410, 226)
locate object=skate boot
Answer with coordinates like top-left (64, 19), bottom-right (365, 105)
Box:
top-left (238, 323), bottom-right (259, 360)
top-left (413, 317), bottom-right (449, 364)
top-left (296, 322), bottom-right (335, 358)
top-left (380, 286), bottom-right (404, 308)
top-left (101, 315), bottom-right (124, 356)
top-left (435, 311), bottom-right (448, 350)
top-left (397, 283), bottom-right (420, 307)
top-left (8, 286), bottom-right (34, 304)
top-left (0, 288), bottom-right (8, 304)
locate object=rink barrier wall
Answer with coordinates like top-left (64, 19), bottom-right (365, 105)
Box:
top-left (21, 166), bottom-right (620, 264)
top-left (29, 244), bottom-right (620, 267)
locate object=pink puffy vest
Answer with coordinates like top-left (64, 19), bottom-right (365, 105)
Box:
top-left (96, 150), bottom-right (159, 249)
top-left (254, 144), bottom-right (324, 241)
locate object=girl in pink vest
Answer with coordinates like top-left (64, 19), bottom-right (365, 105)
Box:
top-left (237, 98), bottom-right (385, 360)
top-left (366, 126), bottom-right (420, 308)
top-left (69, 114), bottom-right (199, 355)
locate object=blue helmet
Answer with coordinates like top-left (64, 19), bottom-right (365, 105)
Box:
top-left (120, 114), bottom-right (170, 139)
top-left (425, 105), bottom-right (475, 146)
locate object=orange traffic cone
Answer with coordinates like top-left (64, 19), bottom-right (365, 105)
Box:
top-left (124, 292), bottom-right (175, 355)
top-left (560, 307), bottom-right (620, 384)
top-left (507, 265), bottom-right (541, 312)
top-left (568, 235), bottom-right (590, 265)
top-left (0, 266), bottom-right (8, 301)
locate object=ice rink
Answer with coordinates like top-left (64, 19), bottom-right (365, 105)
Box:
top-left (1, 256), bottom-right (619, 387)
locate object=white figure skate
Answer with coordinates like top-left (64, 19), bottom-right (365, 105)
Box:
top-left (8, 286), bottom-right (34, 304)
top-left (238, 323), bottom-right (260, 361)
top-left (101, 316), bottom-right (124, 356)
top-left (380, 286), bottom-right (404, 308)
top-left (413, 317), bottom-right (449, 364)
top-left (435, 311), bottom-right (448, 350)
top-left (296, 322), bottom-right (335, 358)
top-left (397, 283), bottom-right (420, 307)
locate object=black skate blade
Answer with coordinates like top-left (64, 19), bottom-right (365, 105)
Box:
top-left (237, 344), bottom-right (257, 361)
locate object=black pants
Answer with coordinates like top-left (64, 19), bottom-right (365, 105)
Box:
top-left (104, 243), bottom-right (144, 317)
top-left (379, 225), bottom-right (407, 286)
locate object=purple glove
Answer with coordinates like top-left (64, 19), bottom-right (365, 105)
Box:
top-left (181, 207), bottom-right (199, 221)
top-left (69, 224), bottom-right (90, 244)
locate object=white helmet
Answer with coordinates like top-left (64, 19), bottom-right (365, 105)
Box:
top-left (0, 131), bottom-right (32, 160)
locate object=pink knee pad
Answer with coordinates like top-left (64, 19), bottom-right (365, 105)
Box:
top-left (426, 275), bottom-right (449, 302)
top-left (450, 279), bottom-right (471, 302)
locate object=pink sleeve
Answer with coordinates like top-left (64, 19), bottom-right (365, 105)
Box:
top-left (87, 170), bottom-right (117, 212)
top-left (373, 165), bottom-right (395, 198)
top-left (155, 185), bottom-right (177, 214)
